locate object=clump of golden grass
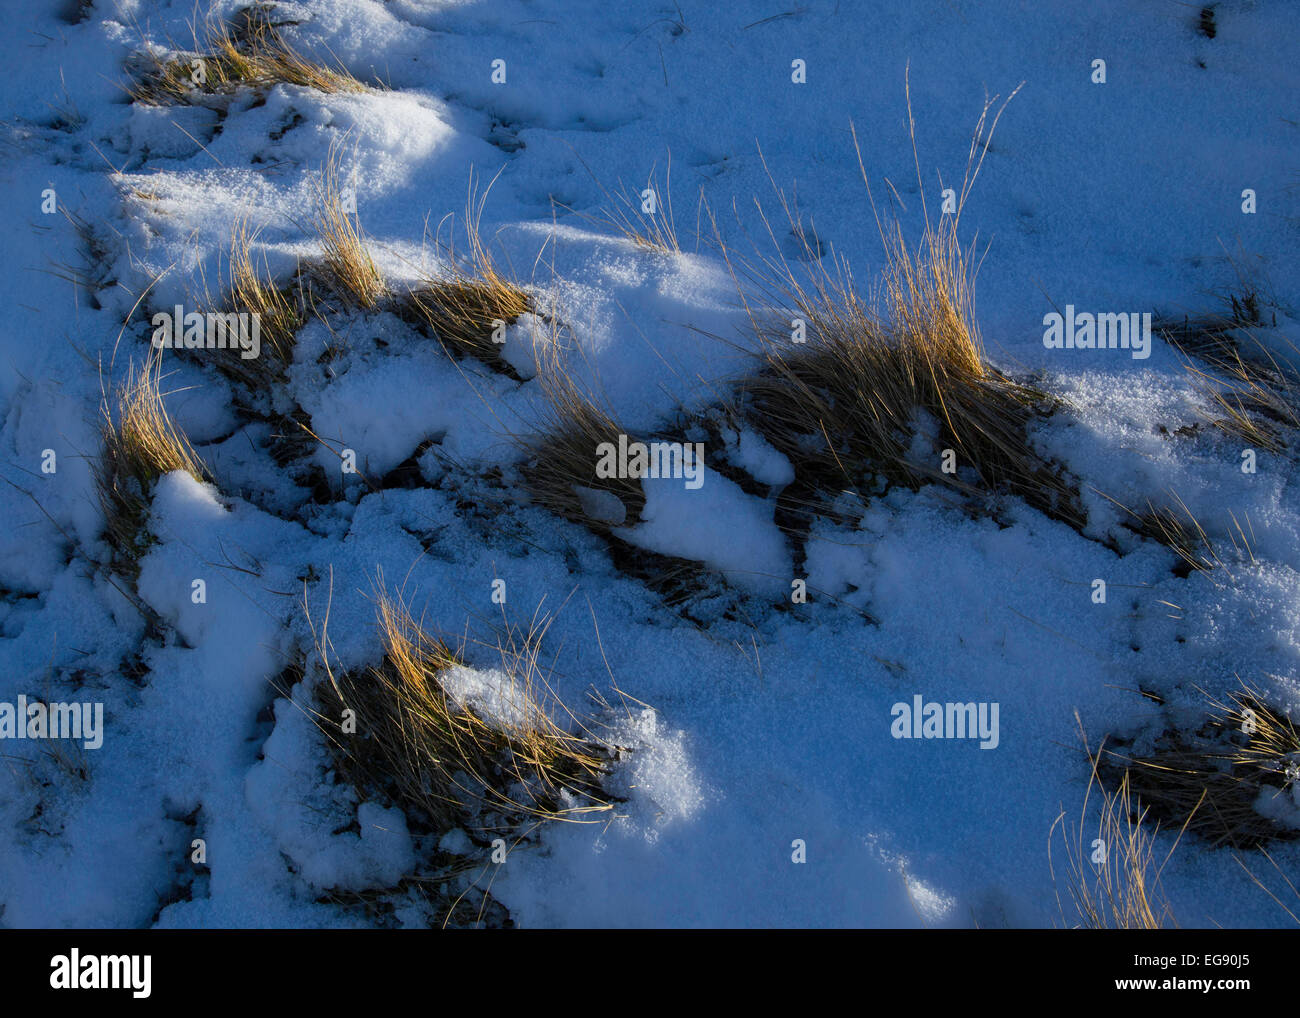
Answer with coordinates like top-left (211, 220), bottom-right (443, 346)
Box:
top-left (193, 218), bottom-right (306, 387)
top-left (1107, 745), bottom-right (1273, 850)
top-left (1158, 295), bottom-right (1299, 454)
top-left (1097, 682), bottom-right (1300, 850)
top-left (1209, 681), bottom-right (1300, 796)
top-left (311, 143), bottom-right (386, 309)
top-left (564, 152), bottom-right (683, 254)
top-left (97, 353), bottom-right (208, 570)
top-left (1157, 284), bottom-right (1270, 363)
top-left (312, 582), bottom-right (616, 840)
top-left (514, 341), bottom-right (736, 607)
top-left (400, 173), bottom-right (532, 371)
top-left (1130, 494), bottom-right (1221, 575)
top-left (226, 220), bottom-right (303, 364)
top-left (601, 173), bottom-right (680, 253)
top-left (518, 359), bottom-right (647, 530)
top-left (724, 88), bottom-right (1083, 532)
top-left (1111, 491), bottom-right (1256, 579)
top-left (1051, 734), bottom-right (1182, 929)
top-left (130, 5), bottom-right (367, 106)
top-left (1197, 372), bottom-right (1294, 453)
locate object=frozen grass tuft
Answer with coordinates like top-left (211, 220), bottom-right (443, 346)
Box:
top-left (598, 168), bottom-right (681, 253)
top-left (311, 143), bottom-right (386, 310)
top-left (97, 353), bottom-right (208, 572)
top-left (1157, 290), bottom-right (1299, 454)
top-left (1099, 682), bottom-right (1300, 851)
top-left (519, 358), bottom-right (647, 530)
top-left (1051, 733), bottom-right (1182, 929)
top-left (194, 218), bottom-right (306, 388)
top-left (130, 5), bottom-right (367, 106)
top-left (399, 173), bottom-right (532, 371)
top-left (564, 153), bottom-right (684, 254)
top-left (723, 83), bottom-right (1083, 532)
top-left (1107, 491), bottom-right (1257, 579)
top-left (312, 583), bottom-right (617, 840)
top-left (1131, 494), bottom-right (1222, 576)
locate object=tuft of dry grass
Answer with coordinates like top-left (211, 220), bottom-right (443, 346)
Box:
top-left (97, 353), bottom-right (208, 570)
top-left (194, 218), bottom-right (306, 387)
top-left (738, 227), bottom-right (1072, 506)
top-left (1164, 328), bottom-right (1294, 455)
top-left (1097, 682), bottom-right (1300, 851)
top-left (404, 274), bottom-right (531, 367)
top-left (130, 5), bottom-right (367, 106)
top-left (518, 362), bottom-right (647, 531)
top-left (1105, 489), bottom-right (1258, 579)
top-left (311, 143), bottom-right (386, 309)
top-left (598, 166), bottom-right (681, 253)
top-left (400, 174), bottom-right (532, 371)
top-left (226, 222), bottom-right (304, 371)
top-left (722, 88), bottom-right (1082, 532)
top-left (1051, 736), bottom-right (1182, 929)
top-left (1130, 494), bottom-right (1222, 576)
top-left (312, 583), bottom-right (616, 840)
top-left (1158, 297), bottom-right (1299, 454)
top-left (1108, 747), bottom-right (1274, 850)
top-left (1209, 682), bottom-right (1300, 795)
top-left (562, 151), bottom-right (684, 254)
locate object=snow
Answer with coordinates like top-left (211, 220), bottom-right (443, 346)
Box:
top-left (615, 469), bottom-right (791, 596)
top-left (0, 0), bottom-right (1298, 928)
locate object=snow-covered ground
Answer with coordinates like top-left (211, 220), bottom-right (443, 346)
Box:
top-left (1, 0), bottom-right (1298, 928)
